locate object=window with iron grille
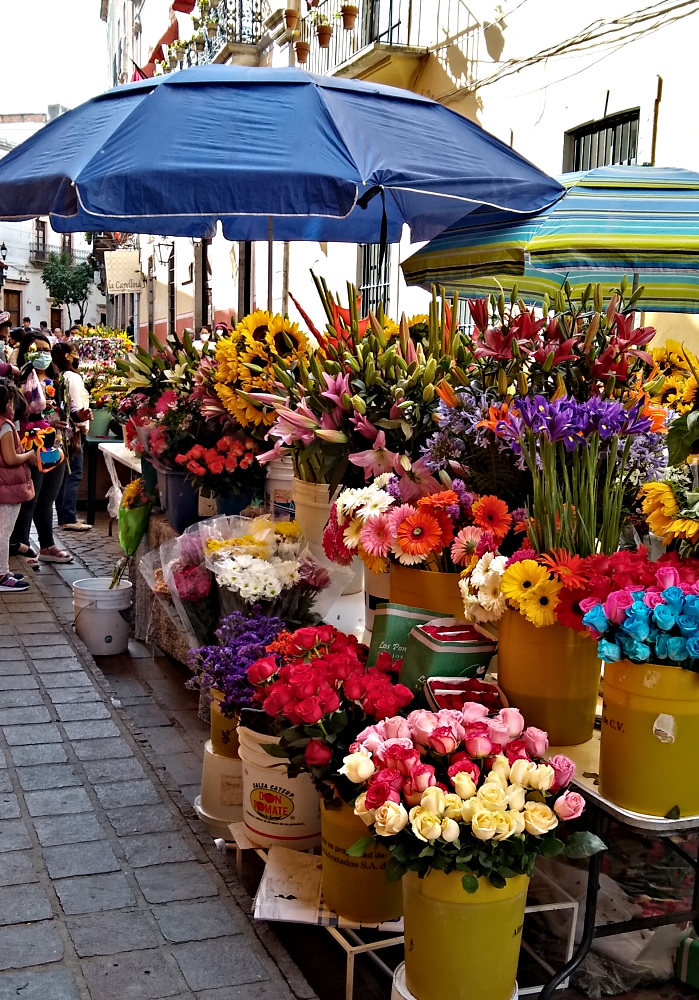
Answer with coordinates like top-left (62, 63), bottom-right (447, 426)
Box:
top-left (358, 243), bottom-right (391, 316)
top-left (564, 108), bottom-right (640, 172)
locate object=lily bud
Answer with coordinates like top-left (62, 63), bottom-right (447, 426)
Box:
top-left (583, 313), bottom-right (600, 352)
top-left (517, 372), bottom-right (528, 395)
top-left (340, 393), bottom-right (353, 410)
top-left (399, 454), bottom-right (412, 472)
top-left (350, 394), bottom-right (366, 414)
top-left (422, 383), bottom-right (435, 403)
top-left (497, 368), bottom-right (508, 396)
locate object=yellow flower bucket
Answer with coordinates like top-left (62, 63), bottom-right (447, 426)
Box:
top-left (389, 565), bottom-right (465, 620)
top-left (600, 660), bottom-right (699, 816)
top-left (496, 610), bottom-right (600, 746)
top-left (320, 800), bottom-right (402, 923)
top-left (402, 870), bottom-right (528, 1000)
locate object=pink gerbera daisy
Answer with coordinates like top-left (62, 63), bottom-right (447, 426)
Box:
top-left (359, 515), bottom-right (393, 558)
top-left (451, 526), bottom-right (483, 566)
top-left (386, 504), bottom-right (416, 535)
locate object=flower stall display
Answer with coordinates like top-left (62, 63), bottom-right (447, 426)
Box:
top-left (343, 705), bottom-right (603, 1000)
top-left (323, 476), bottom-right (523, 618)
top-left (71, 326), bottom-right (133, 365)
top-left (582, 560), bottom-right (699, 816)
top-left (189, 608), bottom-right (285, 757)
top-left (246, 623), bottom-right (412, 921)
top-left (161, 531), bottom-right (220, 647)
top-left (201, 515), bottom-right (346, 625)
top-left (175, 432), bottom-right (264, 511)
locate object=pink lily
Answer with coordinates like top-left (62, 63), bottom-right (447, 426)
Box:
top-left (321, 372), bottom-right (352, 410)
top-left (351, 413), bottom-right (379, 441)
top-left (257, 441), bottom-right (290, 465)
top-left (349, 431), bottom-right (399, 480)
top-left (395, 457), bottom-right (441, 500)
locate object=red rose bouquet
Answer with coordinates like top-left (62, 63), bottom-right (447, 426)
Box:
top-left (246, 624), bottom-right (412, 802)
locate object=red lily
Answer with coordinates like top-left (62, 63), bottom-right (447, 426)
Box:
top-left (467, 298), bottom-right (489, 334)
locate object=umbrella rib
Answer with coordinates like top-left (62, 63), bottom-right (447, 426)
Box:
top-left (388, 185), bottom-right (564, 213)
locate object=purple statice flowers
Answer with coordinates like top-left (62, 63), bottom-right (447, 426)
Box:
top-left (189, 607), bottom-right (284, 717)
top-left (422, 390), bottom-right (495, 472)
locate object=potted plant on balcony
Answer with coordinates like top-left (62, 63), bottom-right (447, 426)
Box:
top-left (205, 17), bottom-right (218, 37)
top-left (284, 7), bottom-right (300, 31)
top-left (339, 4), bottom-right (358, 29)
top-left (173, 41), bottom-right (187, 62)
top-left (193, 32), bottom-right (206, 51)
top-left (313, 11), bottom-right (333, 47)
top-left (294, 36), bottom-right (311, 63)
top-left (199, 0), bottom-right (210, 14)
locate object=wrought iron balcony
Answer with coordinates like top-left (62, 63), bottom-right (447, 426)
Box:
top-left (29, 243), bottom-right (91, 266)
top-left (296, 0), bottom-right (479, 79)
top-left (166, 0), bottom-right (268, 70)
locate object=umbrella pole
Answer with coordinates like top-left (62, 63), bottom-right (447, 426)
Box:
top-left (268, 217), bottom-right (274, 312)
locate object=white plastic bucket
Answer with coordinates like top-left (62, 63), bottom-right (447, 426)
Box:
top-left (198, 739), bottom-right (243, 828)
top-left (292, 478), bottom-right (332, 549)
top-left (73, 578), bottom-right (133, 656)
top-left (364, 568), bottom-right (391, 630)
top-left (264, 456), bottom-right (295, 517)
top-left (342, 557), bottom-right (364, 597)
top-left (238, 726), bottom-right (321, 850)
top-left (391, 965), bottom-right (517, 1000)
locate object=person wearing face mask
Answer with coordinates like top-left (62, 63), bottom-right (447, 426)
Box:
top-left (51, 341), bottom-right (92, 532)
top-left (9, 333), bottom-right (72, 566)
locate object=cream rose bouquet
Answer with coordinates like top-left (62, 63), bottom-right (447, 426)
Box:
top-left (342, 704), bottom-right (604, 891)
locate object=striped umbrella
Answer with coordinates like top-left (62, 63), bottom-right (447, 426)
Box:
top-left (402, 165), bottom-right (699, 312)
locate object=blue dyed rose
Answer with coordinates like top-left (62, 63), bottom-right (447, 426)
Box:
top-left (683, 595), bottom-right (699, 619)
top-left (582, 604), bottom-right (609, 634)
top-left (653, 603), bottom-right (678, 632)
top-left (666, 636), bottom-right (688, 662)
top-left (661, 586), bottom-right (685, 610)
top-left (597, 639), bottom-right (621, 662)
top-left (687, 636), bottom-right (699, 658)
top-left (655, 633), bottom-right (668, 660)
top-left (622, 615), bottom-right (650, 641)
top-left (677, 614), bottom-right (699, 637)
top-left (621, 638), bottom-right (651, 662)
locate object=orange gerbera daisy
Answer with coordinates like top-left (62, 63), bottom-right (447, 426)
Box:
top-left (418, 490), bottom-right (459, 512)
top-left (395, 510), bottom-right (443, 556)
top-left (472, 496), bottom-right (512, 541)
top-left (540, 549), bottom-right (588, 590)
top-left (432, 508), bottom-right (455, 547)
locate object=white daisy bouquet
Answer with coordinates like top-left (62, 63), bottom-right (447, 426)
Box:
top-left (459, 552), bottom-right (508, 625)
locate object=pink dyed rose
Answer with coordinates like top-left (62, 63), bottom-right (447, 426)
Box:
top-left (498, 707), bottom-right (525, 740)
top-left (579, 597), bottom-right (600, 614)
top-left (549, 754), bottom-right (575, 792)
top-left (504, 739), bottom-right (530, 764)
top-left (365, 781), bottom-right (400, 810)
top-left (487, 717), bottom-right (510, 748)
top-left (382, 717), bottom-right (411, 740)
top-left (643, 591), bottom-right (666, 609)
top-left (354, 725), bottom-right (385, 757)
top-left (408, 762), bottom-right (436, 792)
top-left (429, 727), bottom-right (458, 755)
top-left (553, 790), bottom-right (585, 821)
top-left (379, 737), bottom-right (416, 766)
top-left (408, 710), bottom-right (440, 746)
top-left (464, 722), bottom-right (493, 758)
top-left (656, 565), bottom-right (681, 590)
top-left (603, 589), bottom-right (635, 624)
top-left (368, 767), bottom-right (403, 792)
top-left (522, 726), bottom-right (549, 758)
top-left (461, 702), bottom-right (490, 723)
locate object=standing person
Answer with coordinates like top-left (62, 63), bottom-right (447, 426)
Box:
top-left (0, 378), bottom-right (36, 590)
top-left (22, 317), bottom-right (32, 332)
top-left (9, 331), bottom-right (72, 565)
top-left (53, 327), bottom-right (62, 341)
top-left (6, 328), bottom-right (22, 366)
top-left (126, 316), bottom-right (134, 338)
top-left (52, 341), bottom-right (92, 532)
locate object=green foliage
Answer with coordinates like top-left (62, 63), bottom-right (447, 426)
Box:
top-left (41, 252), bottom-right (95, 324)
top-left (561, 830), bottom-right (607, 858)
top-left (667, 411), bottom-right (699, 466)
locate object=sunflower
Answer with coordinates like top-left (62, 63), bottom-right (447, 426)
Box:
top-left (268, 314), bottom-right (308, 359)
top-left (215, 337), bottom-right (241, 384)
top-left (237, 309), bottom-right (274, 347)
top-left (395, 510), bottom-right (443, 557)
top-left (214, 382), bottom-right (275, 428)
top-left (520, 579), bottom-right (562, 627)
top-left (640, 482), bottom-right (699, 544)
top-left (500, 559), bottom-right (550, 606)
top-left (471, 496), bottom-right (512, 541)
top-left (539, 549), bottom-right (588, 589)
top-left (683, 377), bottom-right (699, 410)
top-left (657, 375), bottom-right (686, 411)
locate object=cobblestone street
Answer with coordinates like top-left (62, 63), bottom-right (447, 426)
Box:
top-left (0, 518), bottom-right (315, 1000)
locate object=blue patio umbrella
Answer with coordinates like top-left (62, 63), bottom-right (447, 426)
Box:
top-left (402, 166), bottom-right (699, 312)
top-left (0, 65), bottom-right (562, 243)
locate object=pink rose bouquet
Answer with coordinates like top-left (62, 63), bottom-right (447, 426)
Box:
top-left (342, 704), bottom-right (604, 890)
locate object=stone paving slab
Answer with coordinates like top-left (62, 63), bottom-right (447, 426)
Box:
top-left (0, 559), bottom-right (310, 1000)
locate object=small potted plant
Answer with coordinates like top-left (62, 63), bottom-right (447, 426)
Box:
top-left (205, 17), bottom-right (218, 37)
top-left (312, 11), bottom-right (333, 46)
top-left (199, 0), bottom-right (210, 13)
top-left (194, 32), bottom-right (206, 52)
top-left (173, 41), bottom-right (187, 61)
top-left (339, 3), bottom-right (358, 29)
top-left (294, 37), bottom-right (311, 63)
top-left (284, 7), bottom-right (300, 30)
top-left (192, 15), bottom-right (201, 29)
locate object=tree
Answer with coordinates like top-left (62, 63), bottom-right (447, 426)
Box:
top-left (41, 252), bottom-right (94, 324)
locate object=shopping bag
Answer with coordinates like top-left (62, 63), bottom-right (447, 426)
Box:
top-left (367, 603), bottom-right (440, 667)
top-left (399, 618), bottom-right (498, 696)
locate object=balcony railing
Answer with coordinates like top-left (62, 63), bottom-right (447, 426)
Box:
top-left (30, 243), bottom-right (91, 266)
top-left (298, 0), bottom-right (478, 77)
top-left (164, 0), bottom-right (268, 72)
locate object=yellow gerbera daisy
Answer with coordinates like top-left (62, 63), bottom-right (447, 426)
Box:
top-left (358, 544), bottom-right (388, 575)
top-left (500, 559), bottom-right (550, 607)
top-left (520, 579), bottom-right (562, 627)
